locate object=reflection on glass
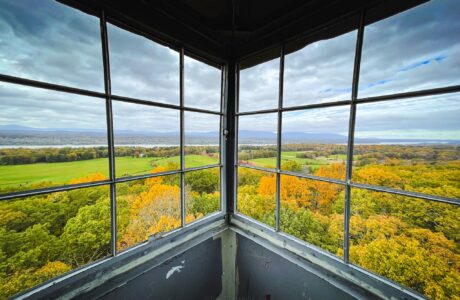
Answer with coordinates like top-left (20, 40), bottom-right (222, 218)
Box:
top-left (283, 30), bottom-right (356, 107)
top-left (353, 94), bottom-right (460, 199)
top-left (238, 113), bottom-right (277, 170)
top-left (281, 106), bottom-right (349, 180)
top-left (237, 167), bottom-right (276, 227)
top-left (184, 112), bottom-right (220, 168)
top-left (108, 23), bottom-right (179, 104)
top-left (239, 57), bottom-right (279, 112)
top-left (185, 167), bottom-right (220, 223)
top-left (0, 186), bottom-right (111, 299)
top-left (184, 56), bottom-right (221, 111)
top-left (350, 188), bottom-right (460, 299)
top-left (359, 0), bottom-right (460, 97)
top-left (116, 175), bottom-right (180, 252)
top-left (0, 83), bottom-right (108, 193)
top-left (280, 175), bottom-right (344, 255)
top-left (0, 0), bottom-right (103, 91)
top-left (112, 101), bottom-right (180, 177)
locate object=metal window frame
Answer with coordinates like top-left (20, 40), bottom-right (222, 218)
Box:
top-left (233, 4), bottom-right (460, 293)
top-left (0, 8), bottom-right (226, 259)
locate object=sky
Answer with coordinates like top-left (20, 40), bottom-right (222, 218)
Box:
top-left (0, 0), bottom-right (459, 141)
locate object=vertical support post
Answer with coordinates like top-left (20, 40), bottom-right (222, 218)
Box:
top-left (344, 11), bottom-right (365, 263)
top-left (180, 48), bottom-right (186, 227)
top-left (275, 46), bottom-right (285, 231)
top-left (225, 60), bottom-right (237, 222)
top-left (220, 65), bottom-right (226, 214)
top-left (100, 10), bottom-right (117, 256)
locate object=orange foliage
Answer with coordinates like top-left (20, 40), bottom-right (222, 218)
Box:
top-left (314, 163), bottom-right (346, 180)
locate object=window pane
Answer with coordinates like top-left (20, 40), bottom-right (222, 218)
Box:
top-left (184, 112), bottom-right (220, 168)
top-left (237, 167), bottom-right (276, 227)
top-left (0, 83), bottom-right (108, 193)
top-left (280, 175), bottom-right (344, 256)
top-left (350, 188), bottom-right (460, 299)
top-left (108, 23), bottom-right (179, 104)
top-left (283, 30), bottom-right (356, 107)
top-left (112, 101), bottom-right (180, 178)
top-left (0, 186), bottom-right (111, 299)
top-left (239, 58), bottom-right (279, 112)
top-left (185, 167), bottom-right (221, 223)
top-left (282, 106), bottom-right (349, 180)
top-left (353, 94), bottom-right (460, 199)
top-left (0, 0), bottom-right (103, 91)
top-left (238, 113), bottom-right (277, 170)
top-left (359, 0), bottom-right (460, 97)
top-left (116, 175), bottom-right (180, 252)
top-left (184, 56), bottom-right (221, 111)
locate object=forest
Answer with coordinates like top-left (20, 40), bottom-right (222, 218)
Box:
top-left (0, 149), bottom-right (220, 299)
top-left (238, 144), bottom-right (460, 300)
top-left (0, 144), bottom-right (459, 299)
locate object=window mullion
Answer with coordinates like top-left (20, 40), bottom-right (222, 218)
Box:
top-left (180, 48), bottom-right (186, 227)
top-left (100, 9), bottom-right (117, 256)
top-left (344, 11), bottom-right (365, 263)
top-left (276, 46), bottom-right (285, 231)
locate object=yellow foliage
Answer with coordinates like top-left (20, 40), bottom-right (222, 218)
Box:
top-left (69, 172), bottom-right (107, 184)
top-left (36, 261), bottom-right (71, 277)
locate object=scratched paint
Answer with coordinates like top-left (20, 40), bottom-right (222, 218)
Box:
top-left (166, 260), bottom-right (186, 279)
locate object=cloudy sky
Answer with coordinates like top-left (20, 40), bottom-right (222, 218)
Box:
top-left (0, 0), bottom-right (459, 142)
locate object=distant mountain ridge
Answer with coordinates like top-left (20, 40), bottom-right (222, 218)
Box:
top-left (1, 125), bottom-right (459, 145)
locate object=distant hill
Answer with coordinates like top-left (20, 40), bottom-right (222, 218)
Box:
top-left (0, 125), bottom-right (459, 145)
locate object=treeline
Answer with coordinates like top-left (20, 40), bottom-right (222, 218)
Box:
top-left (353, 144), bottom-right (460, 166)
top-left (0, 147), bottom-right (108, 165)
top-left (0, 145), bottom-right (220, 166)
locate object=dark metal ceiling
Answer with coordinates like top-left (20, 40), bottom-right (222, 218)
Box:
top-left (62, 0), bottom-right (424, 65)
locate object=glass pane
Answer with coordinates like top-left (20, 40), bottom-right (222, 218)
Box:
top-left (184, 56), bottom-right (221, 111)
top-left (359, 0), bottom-right (460, 97)
top-left (0, 186), bottom-right (111, 299)
top-left (0, 83), bottom-right (108, 193)
top-left (283, 30), bottom-right (356, 107)
top-left (116, 175), bottom-right (180, 252)
top-left (350, 188), bottom-right (460, 299)
top-left (238, 113), bottom-right (277, 170)
top-left (108, 23), bottom-right (179, 104)
top-left (281, 106), bottom-right (349, 180)
top-left (239, 58), bottom-right (279, 112)
top-left (280, 175), bottom-right (345, 256)
top-left (185, 167), bottom-right (221, 223)
top-left (0, 0), bottom-right (103, 91)
top-left (112, 101), bottom-right (180, 178)
top-left (184, 112), bottom-right (220, 168)
top-left (237, 167), bottom-right (276, 227)
top-left (353, 94), bottom-right (460, 199)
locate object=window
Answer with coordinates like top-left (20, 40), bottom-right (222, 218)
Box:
top-left (184, 55), bottom-right (221, 111)
top-left (281, 106), bottom-right (349, 180)
top-left (0, 2), bottom-right (223, 298)
top-left (107, 23), bottom-right (179, 104)
top-left (238, 113), bottom-right (277, 170)
top-left (237, 167), bottom-right (276, 227)
top-left (184, 112), bottom-right (220, 168)
top-left (112, 101), bottom-right (180, 177)
top-left (0, 0), bottom-right (104, 91)
top-left (239, 55), bottom-right (280, 112)
top-left (283, 28), bottom-right (357, 107)
top-left (359, 0), bottom-right (460, 97)
top-left (235, 2), bottom-right (460, 298)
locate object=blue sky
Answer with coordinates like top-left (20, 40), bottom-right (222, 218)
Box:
top-left (0, 0), bottom-right (459, 140)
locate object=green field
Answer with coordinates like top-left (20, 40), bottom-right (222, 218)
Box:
top-left (0, 155), bottom-right (219, 188)
top-left (245, 151), bottom-right (346, 169)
